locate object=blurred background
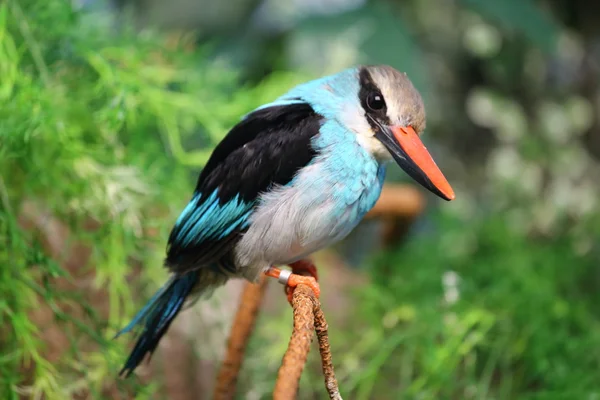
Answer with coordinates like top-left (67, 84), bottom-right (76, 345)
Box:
top-left (2, 0), bottom-right (600, 398)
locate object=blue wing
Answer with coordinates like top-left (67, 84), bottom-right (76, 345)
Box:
top-left (165, 102), bottom-right (323, 273)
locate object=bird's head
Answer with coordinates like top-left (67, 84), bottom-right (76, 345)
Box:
top-left (269, 64), bottom-right (455, 201)
top-left (353, 65), bottom-right (455, 201)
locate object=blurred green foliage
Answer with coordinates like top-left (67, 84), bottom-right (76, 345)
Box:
top-left (2, 0), bottom-right (600, 399)
top-left (0, 0), bottom-right (301, 397)
top-left (459, 0), bottom-right (559, 54)
top-left (335, 213), bottom-right (600, 399)
top-left (245, 212), bottom-right (600, 399)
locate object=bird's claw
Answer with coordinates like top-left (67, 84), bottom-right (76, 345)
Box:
top-left (288, 259), bottom-right (319, 281)
top-left (285, 274), bottom-right (320, 304)
top-left (264, 263), bottom-right (320, 305)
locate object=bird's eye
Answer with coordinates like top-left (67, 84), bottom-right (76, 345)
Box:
top-left (367, 92), bottom-right (386, 111)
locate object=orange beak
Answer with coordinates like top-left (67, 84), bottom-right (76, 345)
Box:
top-left (375, 125), bottom-right (455, 201)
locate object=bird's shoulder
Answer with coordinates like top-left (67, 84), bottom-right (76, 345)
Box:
top-left (196, 102), bottom-right (323, 203)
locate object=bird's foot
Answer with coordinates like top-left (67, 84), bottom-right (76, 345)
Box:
top-left (285, 274), bottom-right (320, 304)
top-left (288, 259), bottom-right (319, 281)
top-left (265, 264), bottom-right (320, 305)
top-left (286, 259), bottom-right (319, 303)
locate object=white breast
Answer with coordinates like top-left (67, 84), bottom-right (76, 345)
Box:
top-left (233, 159), bottom-right (383, 282)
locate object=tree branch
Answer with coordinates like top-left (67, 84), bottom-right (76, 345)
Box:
top-left (313, 296), bottom-right (342, 400)
top-left (213, 276), bottom-right (269, 400)
top-left (274, 284), bottom-right (343, 400)
top-left (215, 282), bottom-right (343, 400)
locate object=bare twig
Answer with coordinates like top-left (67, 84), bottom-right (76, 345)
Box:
top-left (364, 184), bottom-right (424, 219)
top-left (213, 276), bottom-right (269, 400)
top-left (274, 284), bottom-right (343, 400)
top-left (274, 284), bottom-right (315, 399)
top-left (214, 280), bottom-right (343, 400)
top-left (313, 298), bottom-right (342, 400)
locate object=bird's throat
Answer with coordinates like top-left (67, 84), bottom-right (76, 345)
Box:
top-left (355, 133), bottom-right (394, 162)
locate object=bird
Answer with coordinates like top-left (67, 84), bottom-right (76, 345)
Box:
top-left (116, 64), bottom-right (455, 377)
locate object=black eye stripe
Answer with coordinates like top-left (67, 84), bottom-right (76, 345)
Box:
top-left (359, 67), bottom-right (390, 129)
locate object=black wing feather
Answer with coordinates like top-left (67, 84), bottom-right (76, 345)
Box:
top-left (197, 103), bottom-right (322, 203)
top-left (165, 102), bottom-right (323, 273)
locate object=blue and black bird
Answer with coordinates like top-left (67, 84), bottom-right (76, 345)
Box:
top-left (117, 65), bottom-right (455, 376)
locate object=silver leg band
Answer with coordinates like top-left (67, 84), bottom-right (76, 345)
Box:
top-left (278, 269), bottom-right (292, 285)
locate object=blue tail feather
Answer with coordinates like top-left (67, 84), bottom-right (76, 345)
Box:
top-left (117, 271), bottom-right (199, 377)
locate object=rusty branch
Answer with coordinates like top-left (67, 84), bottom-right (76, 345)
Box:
top-left (313, 298), bottom-right (342, 400)
top-left (213, 279), bottom-right (343, 400)
top-left (364, 184), bottom-right (425, 219)
top-left (274, 284), bottom-right (315, 399)
top-left (213, 276), bottom-right (269, 400)
top-left (274, 284), bottom-right (343, 400)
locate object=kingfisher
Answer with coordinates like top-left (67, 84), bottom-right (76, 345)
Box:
top-left (116, 65), bottom-right (455, 376)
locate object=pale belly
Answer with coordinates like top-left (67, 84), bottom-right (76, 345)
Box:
top-left (233, 159), bottom-right (386, 281)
